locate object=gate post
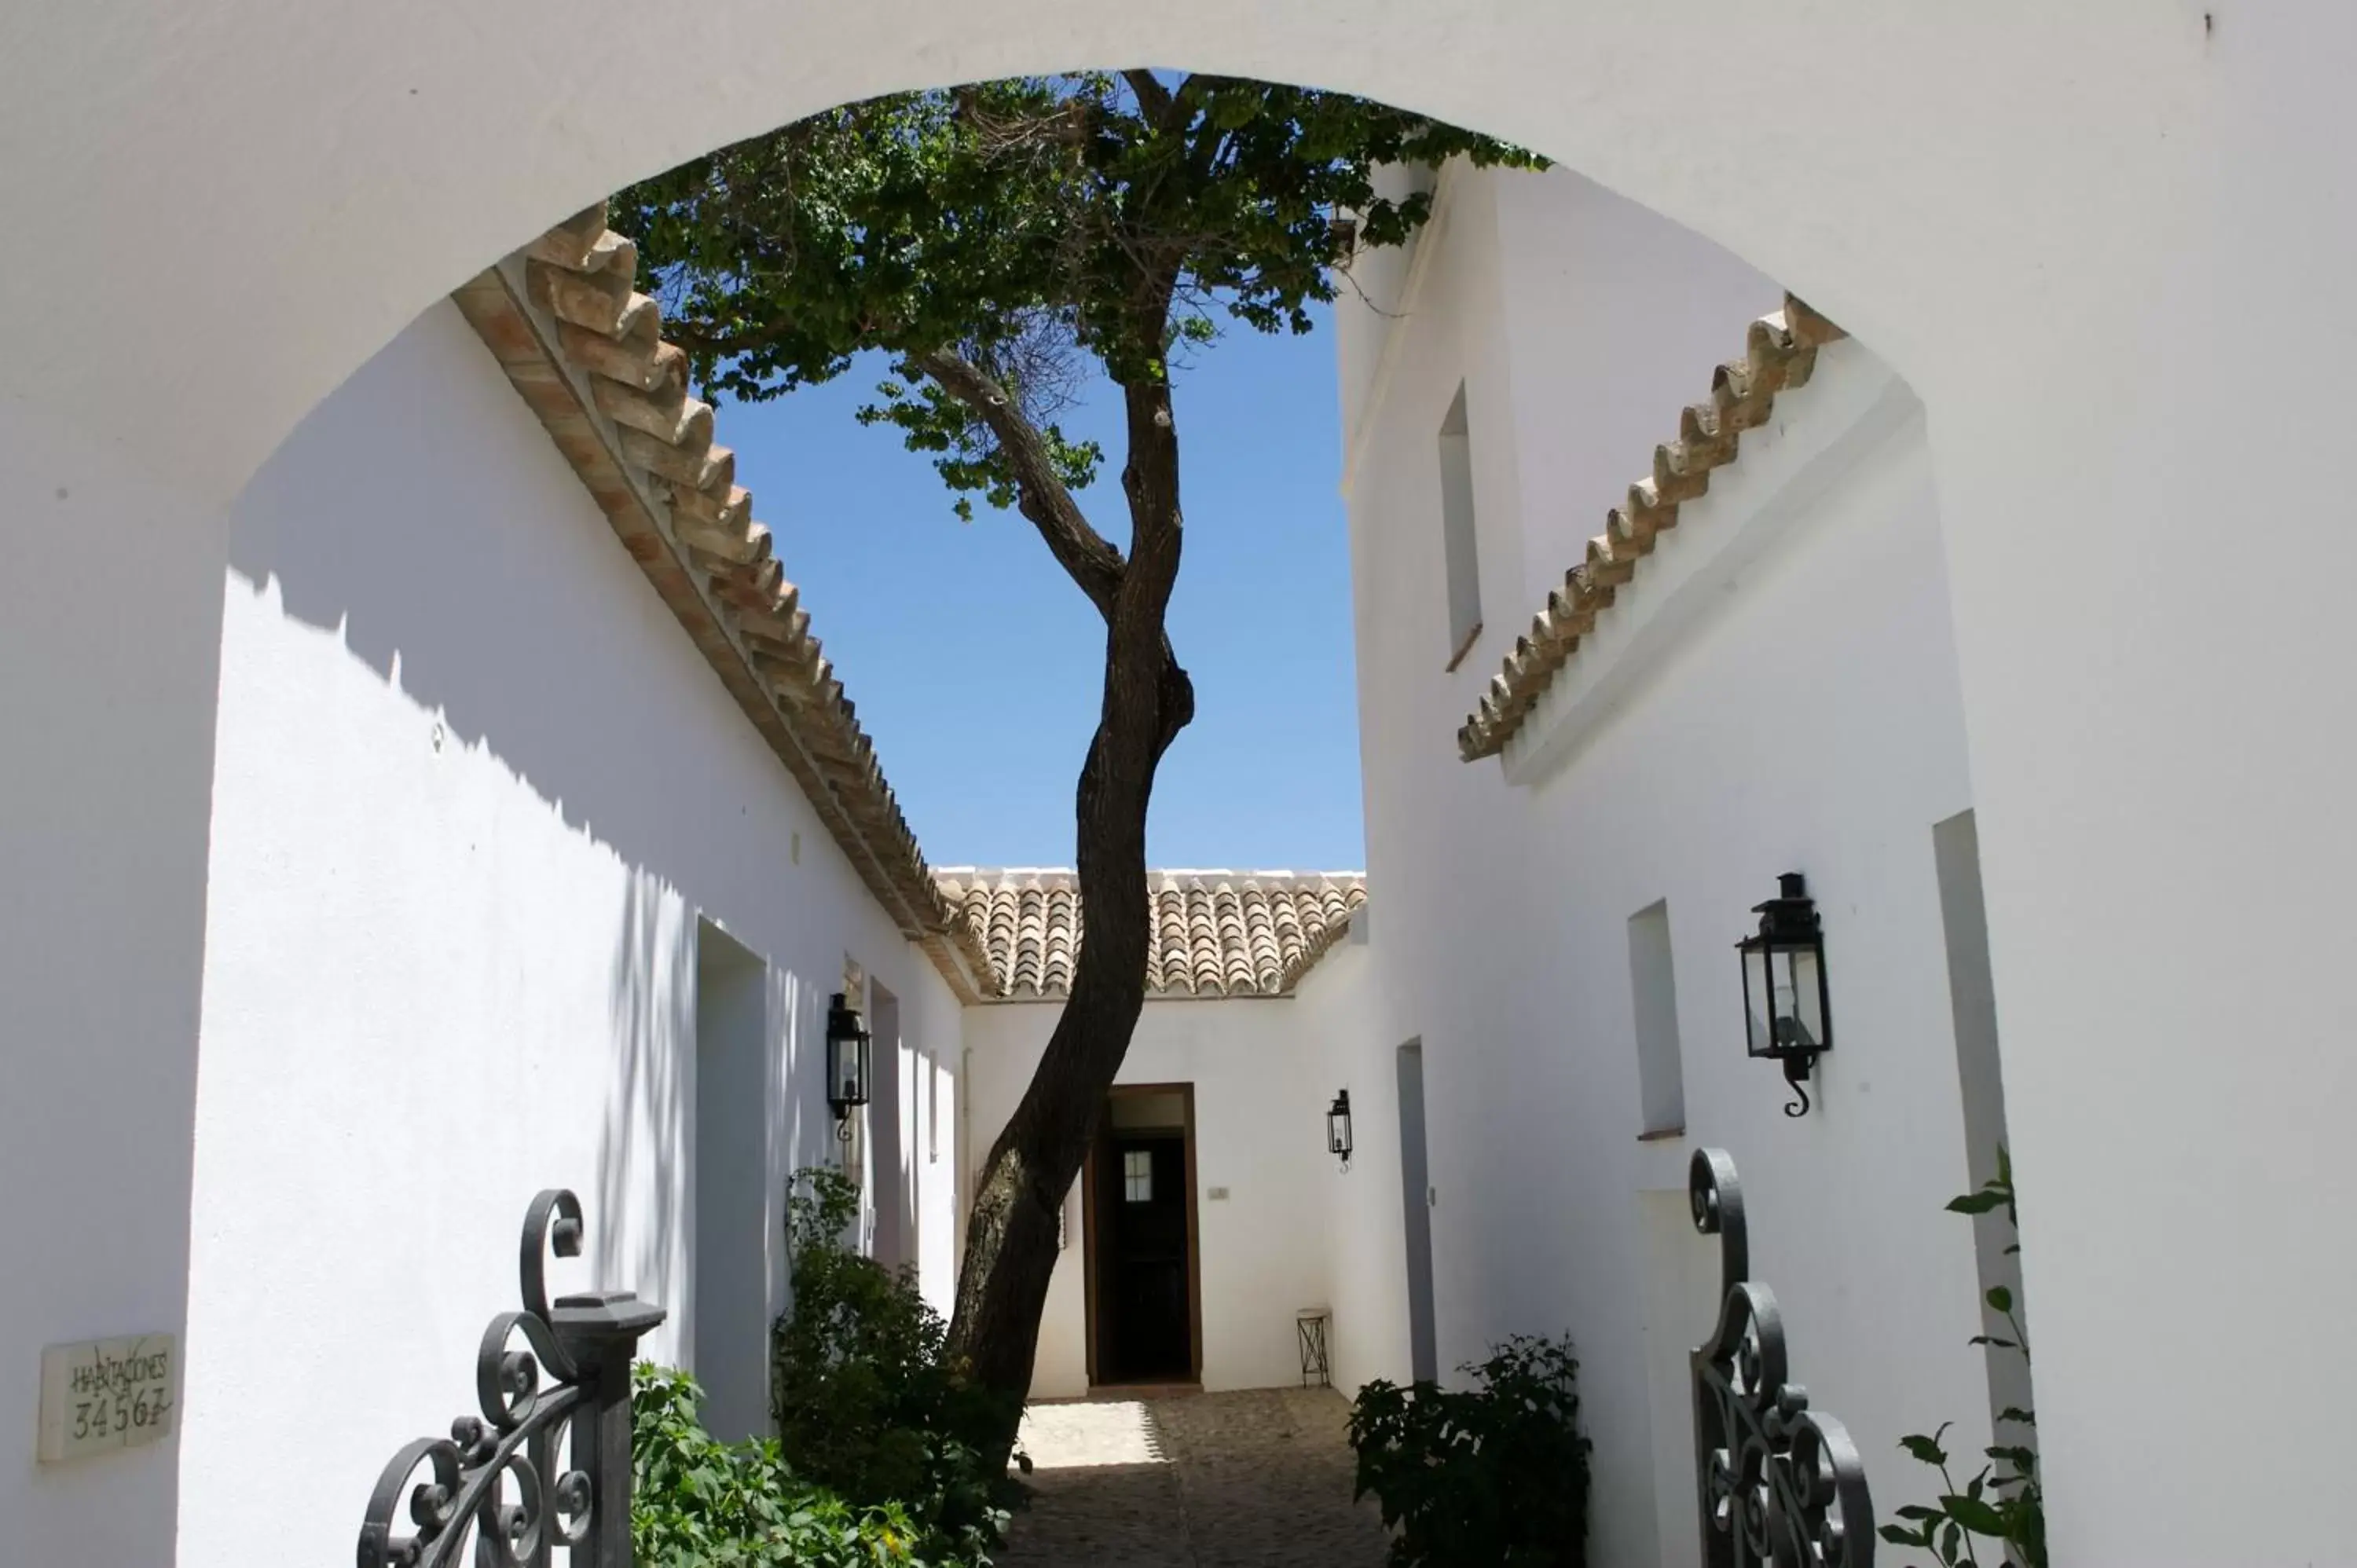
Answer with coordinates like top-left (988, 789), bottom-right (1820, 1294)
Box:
top-left (358, 1189), bottom-right (666, 1568)
top-left (550, 1289), bottom-right (665, 1568)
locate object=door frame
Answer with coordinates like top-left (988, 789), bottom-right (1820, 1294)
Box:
top-left (1396, 1039), bottom-right (1438, 1384)
top-left (1080, 1081), bottom-right (1203, 1387)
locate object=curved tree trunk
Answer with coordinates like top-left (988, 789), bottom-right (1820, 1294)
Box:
top-left (944, 370), bottom-right (1191, 1438)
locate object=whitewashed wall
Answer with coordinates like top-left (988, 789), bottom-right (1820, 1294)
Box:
top-left (175, 301), bottom-right (962, 1565)
top-left (912, 1049), bottom-right (963, 1315)
top-left (1293, 937), bottom-right (1424, 1397)
top-left (1333, 167), bottom-right (1992, 1566)
top-left (0, 398), bottom-right (227, 1568)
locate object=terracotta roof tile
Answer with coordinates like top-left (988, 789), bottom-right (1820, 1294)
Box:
top-left (1457, 293), bottom-right (1848, 761)
top-left (449, 204), bottom-right (996, 1001)
top-left (937, 869), bottom-right (1369, 999)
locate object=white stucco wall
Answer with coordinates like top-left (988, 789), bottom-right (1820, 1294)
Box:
top-left (1292, 936), bottom-right (1423, 1398)
top-left (6, 6), bottom-right (2357, 1562)
top-left (176, 300), bottom-right (963, 1565)
top-left (0, 401), bottom-right (227, 1568)
top-left (1334, 170), bottom-right (1992, 1565)
top-left (912, 1049), bottom-right (963, 1316)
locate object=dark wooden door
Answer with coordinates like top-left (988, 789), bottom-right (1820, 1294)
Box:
top-left (1095, 1134), bottom-right (1191, 1382)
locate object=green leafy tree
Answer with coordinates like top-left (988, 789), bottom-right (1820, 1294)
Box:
top-left (614, 72), bottom-right (1539, 1430)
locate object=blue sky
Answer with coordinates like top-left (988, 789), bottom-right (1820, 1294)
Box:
top-left (717, 302), bottom-right (1366, 872)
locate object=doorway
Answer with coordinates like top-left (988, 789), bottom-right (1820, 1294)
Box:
top-left (1396, 1041), bottom-right (1439, 1383)
top-left (1083, 1083), bottom-right (1202, 1387)
top-left (693, 919), bottom-right (770, 1442)
top-left (868, 981), bottom-right (907, 1268)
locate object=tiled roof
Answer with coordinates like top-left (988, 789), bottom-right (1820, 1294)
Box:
top-left (1457, 294), bottom-right (1848, 761)
top-left (449, 205), bottom-right (996, 1002)
top-left (937, 870), bottom-right (1369, 999)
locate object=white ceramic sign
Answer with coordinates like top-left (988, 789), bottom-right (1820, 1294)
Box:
top-left (37, 1335), bottom-right (177, 1463)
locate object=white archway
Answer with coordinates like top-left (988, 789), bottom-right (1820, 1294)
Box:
top-left (4, 4), bottom-right (2354, 1563)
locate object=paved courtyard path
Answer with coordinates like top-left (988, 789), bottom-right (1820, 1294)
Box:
top-left (992, 1387), bottom-right (1392, 1567)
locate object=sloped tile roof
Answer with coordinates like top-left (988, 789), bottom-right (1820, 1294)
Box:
top-left (1457, 294), bottom-right (1848, 761)
top-left (937, 870), bottom-right (1369, 999)
top-left (449, 204), bottom-right (996, 1001)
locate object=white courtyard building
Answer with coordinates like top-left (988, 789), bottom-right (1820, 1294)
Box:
top-left (179, 225), bottom-right (994, 1561)
top-left (1324, 160), bottom-right (2011, 1565)
top-left (5, 9), bottom-right (2357, 1566)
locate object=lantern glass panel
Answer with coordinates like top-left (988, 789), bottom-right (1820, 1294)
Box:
top-left (1781, 945), bottom-right (1825, 1051)
top-left (1746, 942), bottom-right (1824, 1057)
top-left (828, 1017), bottom-right (870, 1108)
top-left (1743, 943), bottom-right (1774, 1057)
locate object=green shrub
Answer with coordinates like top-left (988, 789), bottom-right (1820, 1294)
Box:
top-left (632, 1363), bottom-right (921, 1567)
top-left (769, 1167), bottom-right (1019, 1566)
top-left (1347, 1334), bottom-right (1592, 1567)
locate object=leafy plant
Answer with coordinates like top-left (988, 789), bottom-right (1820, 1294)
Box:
top-left (1347, 1334), bottom-right (1592, 1567)
top-left (769, 1167), bottom-right (1020, 1565)
top-left (1882, 1149), bottom-right (2045, 1568)
top-left (632, 1363), bottom-right (922, 1567)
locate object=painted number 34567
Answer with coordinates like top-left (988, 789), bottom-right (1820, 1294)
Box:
top-left (73, 1390), bottom-right (170, 1442)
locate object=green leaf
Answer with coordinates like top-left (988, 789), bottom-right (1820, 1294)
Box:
top-left (1901, 1432), bottom-right (1951, 1466)
top-left (1946, 1189), bottom-right (2009, 1214)
top-left (1984, 1284), bottom-right (2013, 1313)
top-left (1940, 1493), bottom-right (2009, 1534)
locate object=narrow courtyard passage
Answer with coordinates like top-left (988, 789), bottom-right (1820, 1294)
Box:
top-left (995, 1388), bottom-right (1391, 1567)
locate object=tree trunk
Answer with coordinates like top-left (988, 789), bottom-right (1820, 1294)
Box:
top-left (944, 370), bottom-right (1192, 1444)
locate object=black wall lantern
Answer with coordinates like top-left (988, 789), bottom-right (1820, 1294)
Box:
top-left (826, 991), bottom-right (872, 1140)
top-left (1326, 1090), bottom-right (1354, 1171)
top-left (1736, 872), bottom-right (1832, 1118)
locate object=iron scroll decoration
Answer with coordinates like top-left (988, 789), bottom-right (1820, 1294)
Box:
top-left (358, 1189), bottom-right (666, 1568)
top-left (1688, 1149), bottom-right (1875, 1566)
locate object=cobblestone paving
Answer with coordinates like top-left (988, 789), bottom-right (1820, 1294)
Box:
top-left (993, 1387), bottom-right (1391, 1567)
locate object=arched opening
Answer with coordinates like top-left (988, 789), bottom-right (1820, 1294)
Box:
top-left (6, 11), bottom-right (2355, 1568)
top-left (178, 74), bottom-right (1981, 1568)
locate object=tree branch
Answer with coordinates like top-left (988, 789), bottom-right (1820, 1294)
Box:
top-left (1121, 70), bottom-right (1175, 127)
top-left (916, 349), bottom-right (1127, 619)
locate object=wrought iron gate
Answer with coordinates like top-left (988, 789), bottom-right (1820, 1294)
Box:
top-left (1689, 1148), bottom-right (1875, 1566)
top-left (357, 1190), bottom-right (665, 1567)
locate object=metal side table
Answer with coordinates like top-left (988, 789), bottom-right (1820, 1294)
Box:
top-left (1296, 1305), bottom-right (1332, 1387)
